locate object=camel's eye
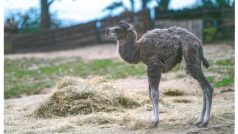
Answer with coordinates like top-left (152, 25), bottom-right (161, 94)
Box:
top-left (115, 28), bottom-right (122, 33)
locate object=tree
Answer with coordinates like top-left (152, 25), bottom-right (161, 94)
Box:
top-left (139, 0), bottom-right (153, 32)
top-left (40, 0), bottom-right (54, 31)
top-left (103, 1), bottom-right (125, 15)
top-left (141, 0), bottom-right (151, 10)
top-left (6, 8), bottom-right (41, 33)
top-left (130, 0), bottom-right (135, 13)
top-left (199, 0), bottom-right (233, 8)
top-left (156, 0), bottom-right (170, 11)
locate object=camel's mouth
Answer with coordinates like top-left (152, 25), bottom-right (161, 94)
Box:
top-left (105, 33), bottom-right (118, 39)
top-left (105, 28), bottom-right (118, 39)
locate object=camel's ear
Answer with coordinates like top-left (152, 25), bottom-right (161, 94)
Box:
top-left (118, 21), bottom-right (133, 31)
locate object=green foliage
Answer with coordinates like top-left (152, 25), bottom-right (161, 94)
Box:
top-left (7, 8), bottom-right (41, 33)
top-left (103, 1), bottom-right (125, 13)
top-left (204, 26), bottom-right (217, 42)
top-left (6, 7), bottom-right (62, 34)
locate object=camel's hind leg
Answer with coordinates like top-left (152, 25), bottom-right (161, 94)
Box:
top-left (183, 44), bottom-right (213, 127)
top-left (188, 66), bottom-right (213, 127)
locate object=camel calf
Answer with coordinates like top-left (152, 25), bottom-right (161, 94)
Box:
top-left (105, 21), bottom-right (213, 127)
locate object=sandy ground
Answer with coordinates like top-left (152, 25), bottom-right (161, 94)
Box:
top-left (4, 43), bottom-right (235, 134)
top-left (5, 43), bottom-right (234, 61)
top-left (5, 44), bottom-right (119, 60)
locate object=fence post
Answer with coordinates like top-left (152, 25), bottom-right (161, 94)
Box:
top-left (95, 20), bottom-right (101, 44)
top-left (140, 9), bottom-right (153, 32)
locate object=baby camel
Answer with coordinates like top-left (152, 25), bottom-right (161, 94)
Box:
top-left (105, 21), bottom-right (213, 127)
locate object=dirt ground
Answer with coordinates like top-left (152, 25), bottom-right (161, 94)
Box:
top-left (5, 44), bottom-right (119, 60)
top-left (5, 43), bottom-right (234, 61)
top-left (4, 44), bottom-right (235, 134)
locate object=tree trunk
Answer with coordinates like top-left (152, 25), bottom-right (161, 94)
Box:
top-left (140, 0), bottom-right (152, 32)
top-left (159, 0), bottom-right (170, 11)
top-left (142, 0), bottom-right (147, 10)
top-left (130, 0), bottom-right (134, 13)
top-left (40, 0), bottom-right (51, 31)
top-left (141, 9), bottom-right (152, 32)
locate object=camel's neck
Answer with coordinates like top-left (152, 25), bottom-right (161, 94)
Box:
top-left (117, 31), bottom-right (140, 64)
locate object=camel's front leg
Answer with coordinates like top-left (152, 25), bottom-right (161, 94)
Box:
top-left (147, 65), bottom-right (161, 127)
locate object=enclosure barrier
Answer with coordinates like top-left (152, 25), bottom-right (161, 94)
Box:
top-left (6, 9), bottom-right (215, 53)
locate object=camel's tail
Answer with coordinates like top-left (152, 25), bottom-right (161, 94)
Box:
top-left (199, 42), bottom-right (209, 68)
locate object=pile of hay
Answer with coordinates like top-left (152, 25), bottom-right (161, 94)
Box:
top-left (34, 76), bottom-right (141, 118)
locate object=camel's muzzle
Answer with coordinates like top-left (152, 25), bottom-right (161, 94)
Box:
top-left (105, 28), bottom-right (110, 36)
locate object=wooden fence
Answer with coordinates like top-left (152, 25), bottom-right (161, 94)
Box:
top-left (9, 10), bottom-right (152, 53)
top-left (155, 19), bottom-right (203, 41)
top-left (9, 9), bottom-right (220, 53)
top-left (11, 21), bottom-right (97, 52)
top-left (98, 12), bottom-right (134, 43)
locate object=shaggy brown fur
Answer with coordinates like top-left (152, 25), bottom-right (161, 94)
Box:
top-left (105, 21), bottom-right (213, 128)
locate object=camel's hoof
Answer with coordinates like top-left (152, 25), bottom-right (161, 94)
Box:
top-left (196, 121), bottom-right (209, 128)
top-left (193, 120), bottom-right (203, 126)
top-left (152, 119), bottom-right (159, 127)
top-left (152, 122), bottom-right (159, 128)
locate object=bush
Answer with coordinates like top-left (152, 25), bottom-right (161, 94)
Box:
top-left (204, 26), bottom-right (217, 42)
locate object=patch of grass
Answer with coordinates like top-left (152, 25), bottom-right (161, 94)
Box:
top-left (4, 57), bottom-right (146, 98)
top-left (172, 98), bottom-right (191, 103)
top-left (176, 73), bottom-right (185, 79)
top-left (207, 75), bottom-right (234, 88)
top-left (215, 59), bottom-right (234, 66)
top-left (4, 41), bottom-right (12, 53)
top-left (207, 76), bottom-right (215, 83)
top-left (213, 75), bottom-right (234, 88)
top-left (206, 74), bottom-right (234, 88)
top-left (163, 89), bottom-right (185, 96)
top-left (5, 56), bottom-right (235, 98)
top-left (206, 58), bottom-right (234, 88)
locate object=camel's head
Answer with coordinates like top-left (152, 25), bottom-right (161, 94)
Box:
top-left (105, 21), bottom-right (135, 40)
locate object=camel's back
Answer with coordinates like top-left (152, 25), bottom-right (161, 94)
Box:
top-left (138, 26), bottom-right (198, 45)
top-left (137, 26), bottom-right (201, 71)
top-left (137, 27), bottom-right (182, 62)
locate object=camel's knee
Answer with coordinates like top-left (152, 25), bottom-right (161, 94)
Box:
top-left (185, 65), bottom-right (202, 78)
top-left (207, 87), bottom-right (213, 98)
top-left (151, 89), bottom-right (159, 100)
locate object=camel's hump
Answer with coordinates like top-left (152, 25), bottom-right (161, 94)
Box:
top-left (138, 27), bottom-right (182, 44)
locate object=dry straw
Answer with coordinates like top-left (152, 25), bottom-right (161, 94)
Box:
top-left (33, 76), bottom-right (141, 118)
top-left (32, 76), bottom-right (199, 130)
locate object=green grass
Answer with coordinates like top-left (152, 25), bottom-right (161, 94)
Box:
top-left (215, 59), bottom-right (234, 66)
top-left (4, 41), bottom-right (13, 53)
top-left (206, 58), bottom-right (234, 88)
top-left (4, 56), bottom-right (235, 98)
top-left (4, 57), bottom-right (146, 98)
top-left (213, 75), bottom-right (234, 88)
top-left (207, 75), bottom-right (234, 88)
top-left (207, 76), bottom-right (215, 83)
